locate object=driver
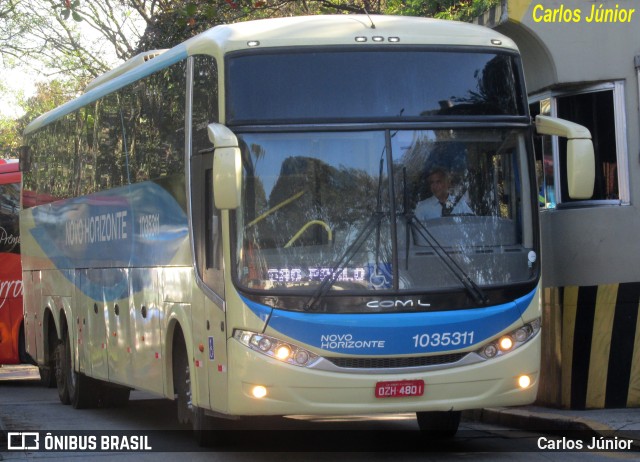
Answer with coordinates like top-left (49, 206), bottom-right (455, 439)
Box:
top-left (415, 167), bottom-right (473, 220)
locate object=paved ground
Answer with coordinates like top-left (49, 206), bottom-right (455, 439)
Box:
top-left (470, 405), bottom-right (640, 450)
top-left (2, 365), bottom-right (639, 455)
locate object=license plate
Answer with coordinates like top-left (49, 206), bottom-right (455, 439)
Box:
top-left (375, 379), bottom-right (424, 398)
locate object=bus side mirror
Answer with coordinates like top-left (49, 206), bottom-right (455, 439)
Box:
top-left (19, 145), bottom-right (31, 173)
top-left (535, 115), bottom-right (595, 199)
top-left (207, 123), bottom-right (242, 210)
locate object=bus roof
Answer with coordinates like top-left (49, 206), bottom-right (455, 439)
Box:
top-left (24, 15), bottom-right (518, 135)
top-left (201, 15), bottom-right (518, 53)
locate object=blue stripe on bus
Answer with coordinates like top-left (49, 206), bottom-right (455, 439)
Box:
top-left (28, 181), bottom-right (188, 301)
top-left (241, 289), bottom-right (536, 355)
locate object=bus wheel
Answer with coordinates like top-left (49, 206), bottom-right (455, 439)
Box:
top-left (54, 338), bottom-right (71, 405)
top-left (40, 320), bottom-right (58, 388)
top-left (416, 411), bottom-right (461, 438)
top-left (173, 338), bottom-right (215, 446)
top-left (39, 365), bottom-right (56, 388)
top-left (58, 332), bottom-right (100, 409)
top-left (70, 373), bottom-right (101, 409)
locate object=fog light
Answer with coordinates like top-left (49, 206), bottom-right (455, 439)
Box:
top-left (252, 385), bottom-right (268, 398)
top-left (518, 375), bottom-right (531, 389)
top-left (499, 336), bottom-right (514, 351)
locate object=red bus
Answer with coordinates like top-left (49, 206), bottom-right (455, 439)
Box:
top-left (0, 159), bottom-right (25, 365)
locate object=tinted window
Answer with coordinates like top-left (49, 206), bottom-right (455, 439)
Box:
top-left (23, 61), bottom-right (187, 206)
top-left (227, 49), bottom-right (523, 124)
top-left (0, 181), bottom-right (20, 253)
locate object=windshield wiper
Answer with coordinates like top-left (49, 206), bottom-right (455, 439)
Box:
top-left (304, 157), bottom-right (387, 311)
top-left (400, 168), bottom-right (488, 306)
top-left (304, 211), bottom-right (385, 311)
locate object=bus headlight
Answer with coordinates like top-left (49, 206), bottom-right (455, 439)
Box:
top-left (477, 318), bottom-right (540, 360)
top-left (234, 330), bottom-right (319, 367)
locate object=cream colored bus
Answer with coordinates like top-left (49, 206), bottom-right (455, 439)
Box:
top-left (20, 15), bottom-right (594, 442)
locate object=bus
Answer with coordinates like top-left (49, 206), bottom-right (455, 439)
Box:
top-left (0, 159), bottom-right (25, 366)
top-left (19, 15), bottom-right (595, 438)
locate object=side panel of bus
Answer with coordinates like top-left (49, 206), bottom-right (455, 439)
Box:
top-left (0, 163), bottom-right (24, 365)
top-left (20, 179), bottom-right (200, 397)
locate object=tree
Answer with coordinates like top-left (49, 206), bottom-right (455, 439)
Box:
top-left (0, 79), bottom-right (74, 156)
top-left (1, 0), bottom-right (144, 81)
top-left (386, 0), bottom-right (500, 21)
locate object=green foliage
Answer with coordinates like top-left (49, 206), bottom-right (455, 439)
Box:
top-left (55, 0), bottom-right (83, 22)
top-left (386, 0), bottom-right (500, 21)
top-left (1, 79), bottom-right (79, 156)
top-left (0, 117), bottom-right (21, 156)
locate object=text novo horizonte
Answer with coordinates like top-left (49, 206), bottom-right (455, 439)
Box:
top-left (66, 211), bottom-right (128, 246)
top-left (320, 333), bottom-right (385, 350)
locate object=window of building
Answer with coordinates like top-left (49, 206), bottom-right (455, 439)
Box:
top-left (530, 82), bottom-right (628, 208)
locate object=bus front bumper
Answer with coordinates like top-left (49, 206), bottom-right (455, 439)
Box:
top-left (225, 333), bottom-right (540, 416)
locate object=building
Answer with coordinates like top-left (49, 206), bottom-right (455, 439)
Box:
top-left (475, 0), bottom-right (640, 409)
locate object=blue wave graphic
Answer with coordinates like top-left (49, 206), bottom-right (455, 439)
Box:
top-left (29, 181), bottom-right (188, 301)
top-left (242, 289), bottom-right (536, 355)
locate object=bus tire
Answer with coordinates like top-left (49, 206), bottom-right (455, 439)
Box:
top-left (40, 317), bottom-right (58, 388)
top-left (71, 373), bottom-right (99, 409)
top-left (173, 332), bottom-right (215, 446)
top-left (39, 365), bottom-right (56, 388)
top-left (54, 337), bottom-right (71, 405)
top-left (416, 410), bottom-right (461, 438)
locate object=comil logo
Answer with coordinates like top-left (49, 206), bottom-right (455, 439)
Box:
top-left (8, 432), bottom-right (40, 450)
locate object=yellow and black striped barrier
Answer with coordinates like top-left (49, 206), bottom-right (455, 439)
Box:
top-left (540, 284), bottom-right (640, 409)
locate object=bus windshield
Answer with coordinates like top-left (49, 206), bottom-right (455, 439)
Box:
top-left (235, 128), bottom-right (537, 310)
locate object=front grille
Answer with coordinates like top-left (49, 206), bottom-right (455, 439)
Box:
top-left (326, 353), bottom-right (468, 369)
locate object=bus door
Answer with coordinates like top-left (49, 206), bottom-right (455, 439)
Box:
top-left (192, 151), bottom-right (228, 413)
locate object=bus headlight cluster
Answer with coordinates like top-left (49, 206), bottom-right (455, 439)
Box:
top-left (234, 330), bottom-right (319, 367)
top-left (477, 318), bottom-right (540, 360)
